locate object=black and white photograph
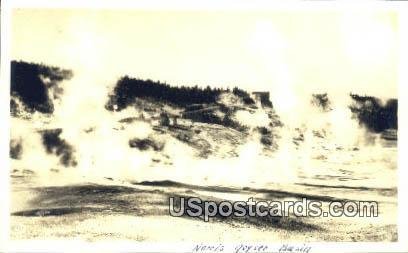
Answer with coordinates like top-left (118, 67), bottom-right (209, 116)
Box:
top-left (1, 1), bottom-right (407, 252)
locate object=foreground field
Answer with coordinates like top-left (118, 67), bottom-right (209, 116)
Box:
top-left (11, 149), bottom-right (397, 242)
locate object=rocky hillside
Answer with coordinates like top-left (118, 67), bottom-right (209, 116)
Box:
top-left (10, 61), bottom-right (282, 175)
top-left (10, 60), bottom-right (397, 180)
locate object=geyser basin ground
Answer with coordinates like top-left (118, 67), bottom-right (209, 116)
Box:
top-left (10, 142), bottom-right (397, 242)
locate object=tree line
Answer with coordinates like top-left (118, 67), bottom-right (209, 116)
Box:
top-left (349, 93), bottom-right (398, 132)
top-left (11, 60), bottom-right (73, 114)
top-left (106, 76), bottom-right (254, 111)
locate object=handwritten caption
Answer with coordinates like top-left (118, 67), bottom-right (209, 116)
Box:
top-left (192, 243), bottom-right (312, 253)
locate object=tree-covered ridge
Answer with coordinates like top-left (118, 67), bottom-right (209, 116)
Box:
top-left (349, 93), bottom-right (398, 133)
top-left (11, 60), bottom-right (73, 114)
top-left (106, 76), bottom-right (254, 111)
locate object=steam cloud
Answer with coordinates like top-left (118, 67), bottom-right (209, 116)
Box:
top-left (10, 61), bottom-right (397, 189)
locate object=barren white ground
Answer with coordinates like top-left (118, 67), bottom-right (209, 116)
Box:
top-left (10, 140), bottom-right (397, 242)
